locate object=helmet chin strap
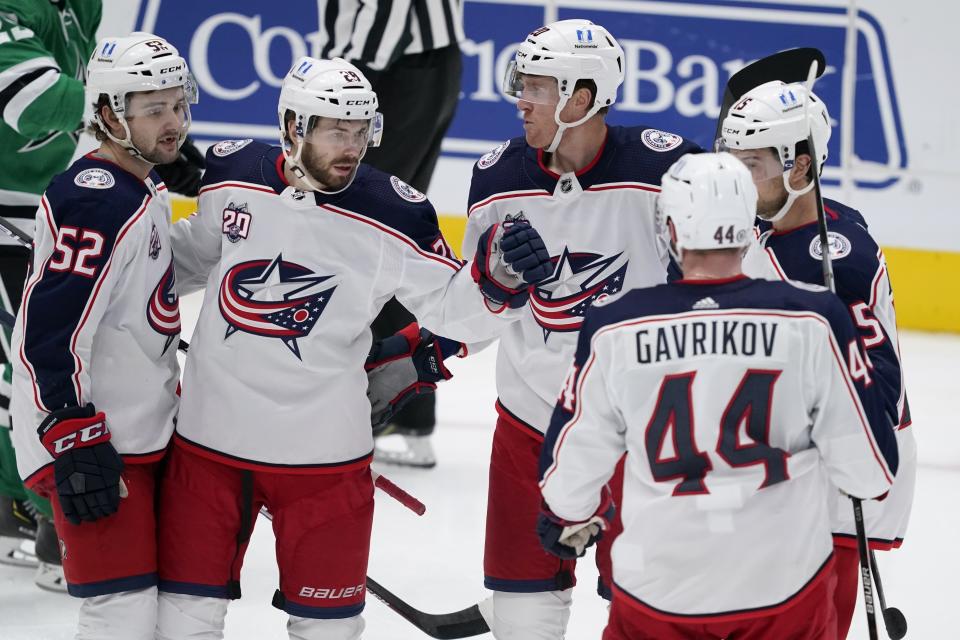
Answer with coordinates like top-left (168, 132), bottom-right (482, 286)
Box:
top-left (544, 97), bottom-right (603, 154)
top-left (97, 113), bottom-right (147, 160)
top-left (765, 169), bottom-right (816, 223)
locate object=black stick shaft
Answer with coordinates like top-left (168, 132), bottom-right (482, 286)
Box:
top-left (853, 498), bottom-right (880, 639)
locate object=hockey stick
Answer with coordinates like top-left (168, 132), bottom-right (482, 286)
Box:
top-left (366, 576), bottom-right (490, 639)
top-left (714, 47), bottom-right (826, 143)
top-left (870, 548), bottom-right (908, 639)
top-left (797, 60), bottom-right (879, 640)
top-left (371, 470), bottom-right (426, 515)
top-left (0, 214), bottom-right (34, 248)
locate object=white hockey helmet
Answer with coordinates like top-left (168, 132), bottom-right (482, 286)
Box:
top-left (717, 80), bottom-right (831, 221)
top-left (656, 152), bottom-right (758, 263)
top-left (278, 57), bottom-right (384, 192)
top-left (87, 33), bottom-right (198, 158)
top-left (504, 19), bottom-right (624, 152)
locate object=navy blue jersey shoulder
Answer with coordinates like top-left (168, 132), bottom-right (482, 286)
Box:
top-left (599, 125), bottom-right (703, 186)
top-left (756, 197), bottom-right (867, 235)
top-left (467, 126), bottom-right (702, 211)
top-left (824, 197), bottom-right (868, 229)
top-left (467, 136), bottom-right (531, 210)
top-left (319, 164), bottom-right (443, 254)
top-left (762, 206), bottom-right (883, 306)
top-left (201, 140), bottom-right (286, 193)
top-left (45, 156), bottom-right (152, 234)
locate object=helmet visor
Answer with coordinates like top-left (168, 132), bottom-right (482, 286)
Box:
top-left (716, 142), bottom-right (785, 183)
top-left (304, 113), bottom-right (384, 151)
top-left (502, 61), bottom-right (559, 105)
top-left (123, 85), bottom-right (193, 133)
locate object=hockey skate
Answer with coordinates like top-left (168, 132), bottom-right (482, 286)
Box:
top-left (34, 561), bottom-right (66, 592)
top-left (0, 536), bottom-right (37, 567)
top-left (374, 432), bottom-right (437, 469)
top-left (33, 516), bottom-right (66, 593)
top-left (0, 495), bottom-right (39, 567)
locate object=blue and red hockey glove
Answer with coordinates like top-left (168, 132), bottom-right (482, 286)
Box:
top-left (537, 485), bottom-right (616, 559)
top-left (472, 217), bottom-right (553, 310)
top-left (365, 322), bottom-right (461, 433)
top-left (38, 404), bottom-right (125, 525)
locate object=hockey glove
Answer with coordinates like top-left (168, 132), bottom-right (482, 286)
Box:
top-left (38, 404), bottom-right (125, 525)
top-left (365, 322), bottom-right (460, 433)
top-left (537, 486), bottom-right (616, 559)
top-left (155, 136), bottom-right (205, 197)
top-left (471, 218), bottom-right (552, 309)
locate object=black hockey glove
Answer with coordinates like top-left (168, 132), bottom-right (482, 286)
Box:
top-left (38, 404), bottom-right (124, 525)
top-left (537, 486), bottom-right (615, 559)
top-left (365, 322), bottom-right (459, 434)
top-left (155, 136), bottom-right (205, 197)
top-left (471, 217), bottom-right (552, 310)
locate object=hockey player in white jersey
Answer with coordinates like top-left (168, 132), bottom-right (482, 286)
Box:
top-left (154, 57), bottom-right (551, 640)
top-left (461, 19), bottom-right (701, 638)
top-left (8, 33), bottom-right (194, 639)
top-left (538, 152), bottom-right (898, 639)
top-left (718, 80), bottom-right (917, 638)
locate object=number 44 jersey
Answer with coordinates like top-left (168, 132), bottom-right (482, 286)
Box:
top-left (539, 276), bottom-right (898, 622)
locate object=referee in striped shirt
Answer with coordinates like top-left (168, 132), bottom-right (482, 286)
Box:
top-left (320, 0), bottom-right (465, 468)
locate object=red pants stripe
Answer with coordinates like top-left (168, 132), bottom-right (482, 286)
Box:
top-left (604, 570), bottom-right (838, 639)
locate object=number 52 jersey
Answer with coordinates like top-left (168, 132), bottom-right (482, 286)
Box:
top-left (11, 155), bottom-right (181, 488)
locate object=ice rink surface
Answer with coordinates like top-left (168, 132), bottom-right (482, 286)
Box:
top-left (1, 293), bottom-right (957, 639)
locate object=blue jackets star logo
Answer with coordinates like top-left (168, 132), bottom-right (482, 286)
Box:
top-left (530, 248), bottom-right (628, 339)
top-left (218, 255), bottom-right (337, 359)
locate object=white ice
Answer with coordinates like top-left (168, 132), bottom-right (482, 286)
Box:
top-left (2, 292), bottom-right (957, 639)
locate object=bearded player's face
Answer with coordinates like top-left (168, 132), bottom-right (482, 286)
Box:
top-left (300, 117), bottom-right (369, 191)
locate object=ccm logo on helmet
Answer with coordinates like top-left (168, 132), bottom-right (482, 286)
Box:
top-left (345, 99), bottom-right (372, 106)
top-left (160, 64), bottom-right (184, 74)
top-left (52, 423), bottom-right (109, 455)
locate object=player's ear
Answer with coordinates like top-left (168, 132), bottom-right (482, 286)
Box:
top-left (572, 85), bottom-right (593, 114)
top-left (100, 105), bottom-right (126, 140)
top-left (789, 154), bottom-right (813, 190)
top-left (285, 118), bottom-right (299, 147)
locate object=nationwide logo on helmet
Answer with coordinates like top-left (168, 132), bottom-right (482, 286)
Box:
top-left (778, 88), bottom-right (802, 113)
top-left (218, 254), bottom-right (337, 359)
top-left (531, 249), bottom-right (629, 339)
top-left (147, 260), bottom-right (181, 355)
